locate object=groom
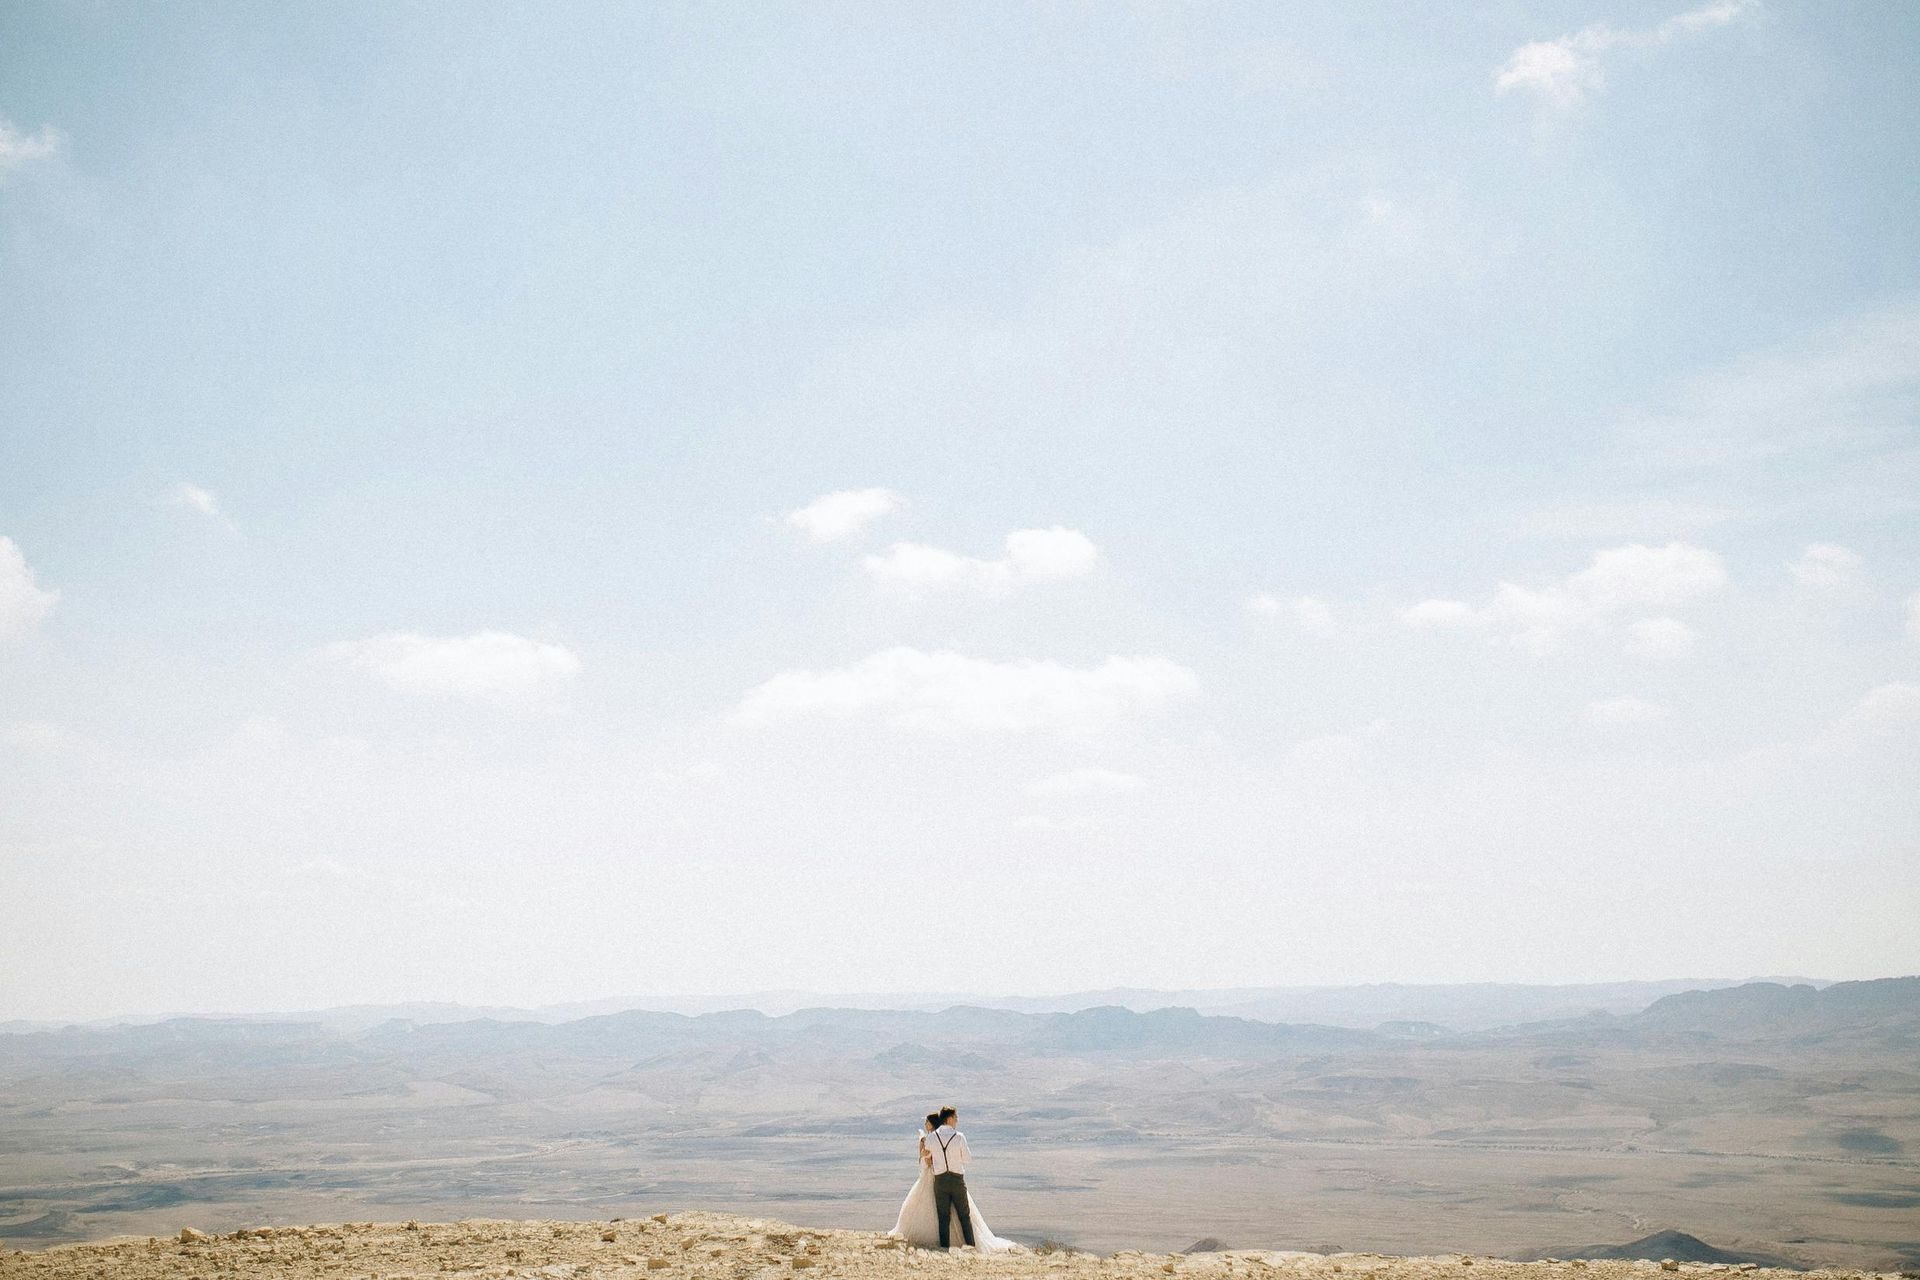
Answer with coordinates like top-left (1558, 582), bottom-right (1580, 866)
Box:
top-left (926, 1106), bottom-right (975, 1250)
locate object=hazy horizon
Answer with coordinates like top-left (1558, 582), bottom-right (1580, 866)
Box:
top-left (4, 2), bottom-right (1918, 1022)
top-left (0, 971), bottom-right (1873, 1028)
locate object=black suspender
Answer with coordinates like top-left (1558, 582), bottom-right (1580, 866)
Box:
top-left (934, 1129), bottom-right (958, 1173)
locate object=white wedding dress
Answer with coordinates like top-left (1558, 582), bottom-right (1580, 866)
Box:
top-left (887, 1136), bottom-right (1020, 1251)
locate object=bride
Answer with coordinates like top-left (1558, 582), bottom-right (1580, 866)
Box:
top-left (888, 1112), bottom-right (1020, 1251)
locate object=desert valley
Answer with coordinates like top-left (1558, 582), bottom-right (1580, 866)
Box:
top-left (3, 980), bottom-right (1916, 1272)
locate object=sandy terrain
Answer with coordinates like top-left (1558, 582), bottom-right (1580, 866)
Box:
top-left (0, 1212), bottom-right (1911, 1280)
top-left (6, 985), bottom-right (1917, 1267)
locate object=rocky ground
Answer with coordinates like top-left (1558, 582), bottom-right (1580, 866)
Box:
top-left (1, 1212), bottom-right (1912, 1280)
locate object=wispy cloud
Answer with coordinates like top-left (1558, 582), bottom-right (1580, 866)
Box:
top-left (754, 171), bottom-right (1486, 503)
top-left (1787, 543), bottom-right (1863, 589)
top-left (0, 537), bottom-right (58, 642)
top-left (1400, 542), bottom-right (1727, 655)
top-left (784, 488), bottom-right (903, 542)
top-left (1627, 295), bottom-right (1920, 473)
top-left (864, 527), bottom-right (1101, 595)
top-left (0, 117), bottom-right (61, 182)
top-left (734, 647), bottom-right (1196, 734)
top-left (1246, 592), bottom-right (1334, 633)
top-left (167, 482), bottom-right (239, 533)
top-left (323, 630), bottom-right (581, 703)
top-left (1494, 0), bottom-right (1756, 112)
top-left (1561, 295), bottom-right (1920, 529)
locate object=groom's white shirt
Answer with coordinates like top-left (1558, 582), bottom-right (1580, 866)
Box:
top-left (927, 1124), bottom-right (971, 1174)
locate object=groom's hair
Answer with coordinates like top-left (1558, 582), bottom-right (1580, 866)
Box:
top-left (937, 1107), bottom-right (956, 1125)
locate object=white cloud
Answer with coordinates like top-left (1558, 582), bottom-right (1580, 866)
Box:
top-left (1027, 767), bottom-right (1144, 798)
top-left (0, 117), bottom-right (61, 182)
top-left (1003, 527), bottom-right (1102, 579)
top-left (1787, 543), bottom-right (1863, 589)
top-left (864, 527), bottom-right (1101, 595)
top-left (1401, 542), bottom-right (1727, 654)
top-left (0, 537), bottom-right (58, 642)
top-left (1907, 592), bottom-right (1920, 641)
top-left (784, 488), bottom-right (903, 542)
top-left (734, 647), bottom-right (1196, 734)
top-left (167, 482), bottom-right (239, 533)
top-left (1248, 592), bottom-right (1334, 633)
top-left (1495, 38), bottom-right (1601, 110)
top-left (1494, 0), bottom-right (1755, 111)
top-left (1623, 616), bottom-right (1696, 661)
top-left (1559, 541), bottom-right (1729, 609)
top-left (171, 483), bottom-right (219, 517)
top-left (1585, 696), bottom-right (1671, 727)
top-left (323, 630), bottom-right (581, 702)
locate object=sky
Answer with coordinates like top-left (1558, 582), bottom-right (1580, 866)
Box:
top-left (2, 1), bottom-right (1918, 1022)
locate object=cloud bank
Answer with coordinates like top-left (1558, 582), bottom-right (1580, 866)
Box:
top-left (1401, 542), bottom-right (1727, 654)
top-left (1788, 543), bottom-right (1863, 589)
top-left (785, 488), bottom-right (903, 542)
top-left (324, 630), bottom-right (581, 702)
top-left (864, 527), bottom-right (1101, 595)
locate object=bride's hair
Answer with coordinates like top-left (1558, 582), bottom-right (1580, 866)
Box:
top-left (924, 1112), bottom-right (940, 1130)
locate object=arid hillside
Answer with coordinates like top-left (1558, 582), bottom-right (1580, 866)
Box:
top-left (4, 981), bottom-right (1916, 1267)
top-left (0, 1212), bottom-right (1910, 1280)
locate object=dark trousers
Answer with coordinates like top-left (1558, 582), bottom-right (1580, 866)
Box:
top-left (932, 1171), bottom-right (974, 1248)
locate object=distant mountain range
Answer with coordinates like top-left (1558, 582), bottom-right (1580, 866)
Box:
top-left (4, 977), bottom-right (1912, 1065)
top-left (0, 975), bottom-right (1841, 1037)
top-left (1573, 977), bottom-right (1920, 1054)
top-left (4, 977), bottom-right (1916, 1265)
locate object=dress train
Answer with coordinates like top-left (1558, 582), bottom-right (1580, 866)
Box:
top-left (887, 1163), bottom-right (1019, 1251)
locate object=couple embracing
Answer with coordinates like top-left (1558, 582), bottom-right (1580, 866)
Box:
top-left (886, 1107), bottom-right (1019, 1252)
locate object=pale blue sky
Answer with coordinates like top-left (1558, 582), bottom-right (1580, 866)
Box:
top-left (2, 2), bottom-right (1917, 1020)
